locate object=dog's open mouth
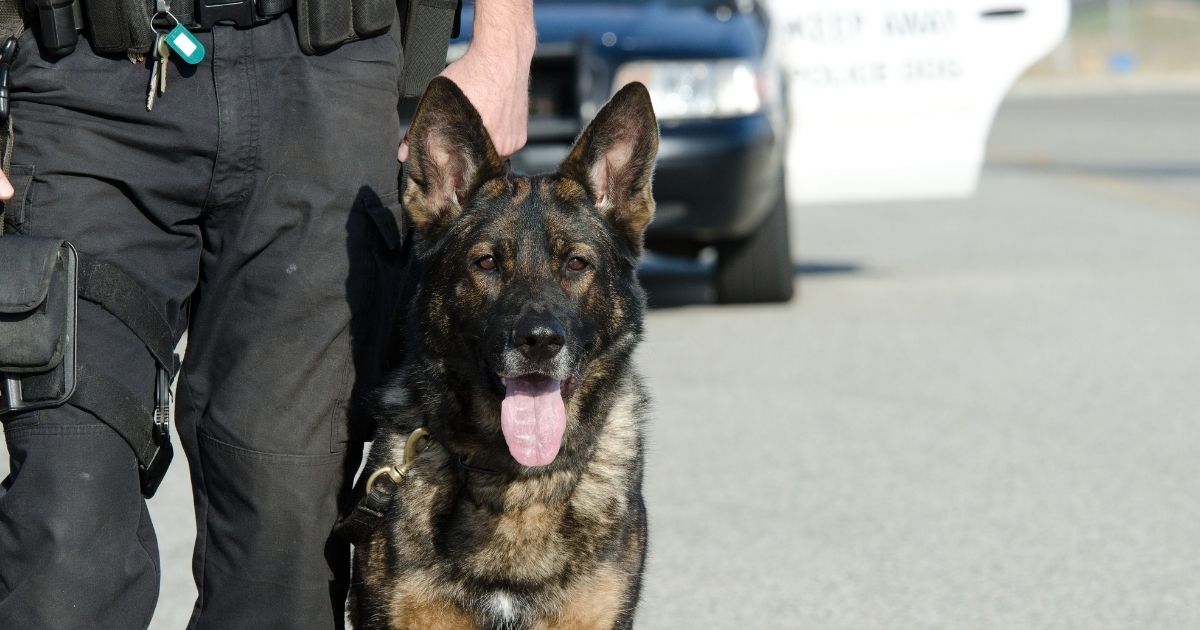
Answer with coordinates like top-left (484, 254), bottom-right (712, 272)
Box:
top-left (499, 374), bottom-right (576, 467)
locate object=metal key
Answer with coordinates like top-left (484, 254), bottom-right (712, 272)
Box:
top-left (146, 33), bottom-right (164, 111)
top-left (157, 35), bottom-right (170, 96)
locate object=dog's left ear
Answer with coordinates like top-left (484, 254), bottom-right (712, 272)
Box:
top-left (559, 82), bottom-right (659, 250)
top-left (404, 77), bottom-right (506, 238)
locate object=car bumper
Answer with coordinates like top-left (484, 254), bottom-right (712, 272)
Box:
top-left (650, 115), bottom-right (784, 242)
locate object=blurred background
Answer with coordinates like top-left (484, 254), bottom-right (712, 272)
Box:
top-left (6, 1), bottom-right (1198, 628)
top-left (627, 1), bottom-right (1200, 628)
top-left (1031, 0), bottom-right (1200, 78)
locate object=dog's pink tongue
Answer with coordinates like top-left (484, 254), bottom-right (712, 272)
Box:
top-left (500, 376), bottom-right (566, 467)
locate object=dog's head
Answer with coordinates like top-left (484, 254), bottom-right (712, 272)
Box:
top-left (401, 77), bottom-right (658, 469)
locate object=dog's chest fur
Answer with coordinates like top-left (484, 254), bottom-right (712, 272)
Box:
top-left (359, 382), bottom-right (646, 629)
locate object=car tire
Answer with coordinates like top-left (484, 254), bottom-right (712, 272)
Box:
top-left (714, 193), bottom-right (795, 304)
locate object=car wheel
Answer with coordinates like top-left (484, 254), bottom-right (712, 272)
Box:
top-left (714, 193), bottom-right (795, 304)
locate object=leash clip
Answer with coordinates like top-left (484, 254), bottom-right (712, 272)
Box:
top-left (365, 427), bottom-right (432, 494)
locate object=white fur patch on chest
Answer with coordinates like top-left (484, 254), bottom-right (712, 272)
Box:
top-left (484, 591), bottom-right (519, 625)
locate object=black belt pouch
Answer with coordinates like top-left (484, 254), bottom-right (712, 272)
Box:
top-left (294, 0), bottom-right (396, 54)
top-left (295, 0), bottom-right (458, 99)
top-left (0, 236), bottom-right (78, 416)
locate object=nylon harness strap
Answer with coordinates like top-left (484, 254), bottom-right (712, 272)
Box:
top-left (334, 448), bottom-right (499, 546)
top-left (78, 256), bottom-right (179, 374)
top-left (72, 363), bottom-right (161, 467)
top-left (72, 255), bottom-right (178, 485)
top-left (13, 359), bottom-right (163, 471)
top-left (335, 482), bottom-right (398, 545)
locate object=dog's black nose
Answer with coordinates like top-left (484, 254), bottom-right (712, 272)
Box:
top-left (513, 315), bottom-right (566, 362)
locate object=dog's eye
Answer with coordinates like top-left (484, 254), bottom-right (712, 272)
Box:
top-left (566, 256), bottom-right (590, 272)
top-left (475, 255), bottom-right (497, 271)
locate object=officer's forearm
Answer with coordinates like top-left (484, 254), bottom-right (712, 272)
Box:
top-left (470, 0), bottom-right (537, 61)
top-left (398, 0), bottom-right (535, 160)
top-left (443, 0), bottom-right (534, 157)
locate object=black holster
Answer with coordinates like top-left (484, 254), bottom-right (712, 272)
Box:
top-left (0, 236), bottom-right (78, 415)
top-left (0, 234), bottom-right (176, 497)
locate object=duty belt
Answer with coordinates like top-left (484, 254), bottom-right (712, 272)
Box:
top-left (18, 0), bottom-right (293, 58)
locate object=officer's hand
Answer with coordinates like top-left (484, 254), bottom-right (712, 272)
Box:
top-left (442, 49), bottom-right (531, 157)
top-left (398, 0), bottom-right (535, 162)
top-left (0, 170), bottom-right (12, 200)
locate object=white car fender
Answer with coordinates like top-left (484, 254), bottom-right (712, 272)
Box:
top-left (767, 0), bottom-right (1070, 203)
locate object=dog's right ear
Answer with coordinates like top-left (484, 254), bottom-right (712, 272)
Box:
top-left (403, 77), bottom-right (506, 238)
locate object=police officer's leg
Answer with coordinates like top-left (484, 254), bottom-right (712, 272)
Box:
top-left (0, 29), bottom-right (214, 628)
top-left (0, 316), bottom-right (162, 629)
top-left (175, 16), bottom-right (404, 630)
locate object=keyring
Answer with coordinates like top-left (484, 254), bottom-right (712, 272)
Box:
top-left (148, 9), bottom-right (180, 35)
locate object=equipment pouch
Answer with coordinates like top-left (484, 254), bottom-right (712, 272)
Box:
top-left (294, 0), bottom-right (397, 54)
top-left (0, 236), bottom-right (78, 416)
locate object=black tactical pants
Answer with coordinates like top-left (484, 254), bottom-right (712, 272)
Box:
top-left (0, 14), bottom-right (406, 629)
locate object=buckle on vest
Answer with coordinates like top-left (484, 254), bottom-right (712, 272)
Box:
top-left (196, 0), bottom-right (263, 30)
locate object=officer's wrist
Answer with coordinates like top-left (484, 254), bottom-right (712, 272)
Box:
top-left (470, 0), bottom-right (536, 63)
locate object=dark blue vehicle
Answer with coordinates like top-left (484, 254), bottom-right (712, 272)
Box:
top-left (447, 0), bottom-right (793, 303)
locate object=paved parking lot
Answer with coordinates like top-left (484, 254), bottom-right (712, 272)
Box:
top-left (4, 88), bottom-right (1199, 629)
top-left (636, 89), bottom-right (1200, 629)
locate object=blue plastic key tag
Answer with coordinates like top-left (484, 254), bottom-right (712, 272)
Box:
top-left (166, 24), bottom-right (204, 64)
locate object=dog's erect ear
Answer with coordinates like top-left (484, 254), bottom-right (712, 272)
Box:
top-left (559, 82), bottom-right (659, 250)
top-left (404, 77), bottom-right (506, 237)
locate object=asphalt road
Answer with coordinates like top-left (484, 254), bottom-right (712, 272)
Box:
top-left (4, 89), bottom-right (1199, 629)
top-left (636, 89), bottom-right (1200, 629)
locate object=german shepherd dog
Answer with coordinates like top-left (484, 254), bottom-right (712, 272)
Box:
top-left (349, 77), bottom-right (659, 629)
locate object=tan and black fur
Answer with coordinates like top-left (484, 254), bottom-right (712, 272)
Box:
top-left (350, 78), bottom-right (659, 629)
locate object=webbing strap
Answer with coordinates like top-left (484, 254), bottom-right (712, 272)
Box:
top-left (334, 446), bottom-right (498, 545)
top-left (400, 0), bottom-right (458, 98)
top-left (77, 255), bottom-right (179, 374)
top-left (71, 362), bottom-right (159, 468)
top-left (334, 483), bottom-right (396, 545)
